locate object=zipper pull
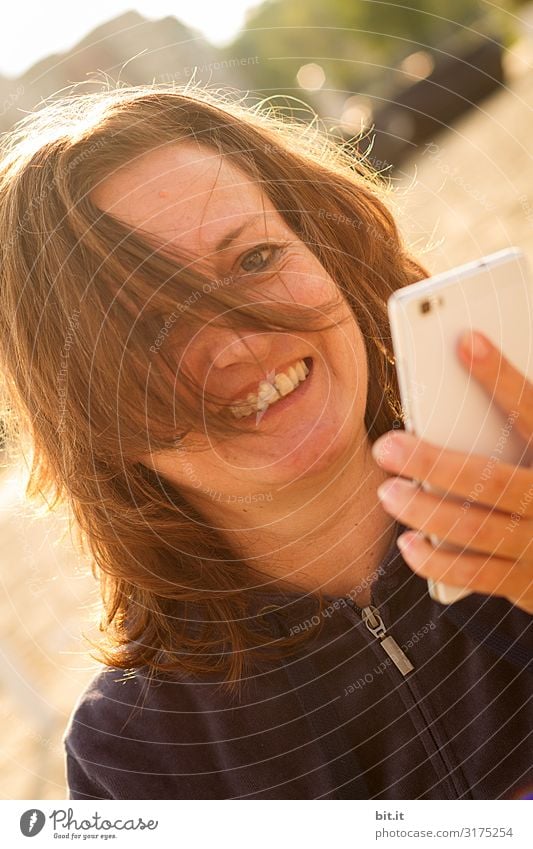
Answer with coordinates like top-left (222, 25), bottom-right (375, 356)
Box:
top-left (361, 605), bottom-right (414, 676)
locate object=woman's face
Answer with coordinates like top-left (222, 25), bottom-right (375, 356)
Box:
top-left (91, 142), bottom-right (369, 499)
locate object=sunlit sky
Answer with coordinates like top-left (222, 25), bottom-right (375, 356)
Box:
top-left (0, 0), bottom-right (264, 77)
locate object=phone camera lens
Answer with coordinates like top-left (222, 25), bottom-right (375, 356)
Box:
top-left (420, 300), bottom-right (431, 314)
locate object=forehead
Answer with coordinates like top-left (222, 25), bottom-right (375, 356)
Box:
top-left (90, 142), bottom-right (281, 256)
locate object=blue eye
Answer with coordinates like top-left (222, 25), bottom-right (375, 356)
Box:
top-left (240, 244), bottom-right (282, 274)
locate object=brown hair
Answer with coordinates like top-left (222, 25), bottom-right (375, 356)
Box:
top-left (0, 83), bottom-right (428, 693)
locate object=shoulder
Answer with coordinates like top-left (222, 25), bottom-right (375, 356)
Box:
top-left (64, 664), bottom-right (218, 750)
top-left (62, 664), bottom-right (241, 799)
top-left (64, 667), bottom-right (153, 748)
top-left (65, 666), bottom-right (154, 730)
top-left (63, 666), bottom-right (142, 799)
top-left (441, 593), bottom-right (533, 672)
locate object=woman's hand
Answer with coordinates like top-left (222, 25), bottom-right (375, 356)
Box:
top-left (372, 330), bottom-right (533, 613)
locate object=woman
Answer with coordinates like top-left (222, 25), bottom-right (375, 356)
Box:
top-left (0, 85), bottom-right (531, 800)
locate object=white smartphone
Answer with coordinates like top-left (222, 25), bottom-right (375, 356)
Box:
top-left (387, 247), bottom-right (533, 604)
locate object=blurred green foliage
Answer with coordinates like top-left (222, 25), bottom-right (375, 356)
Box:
top-left (223, 0), bottom-right (518, 102)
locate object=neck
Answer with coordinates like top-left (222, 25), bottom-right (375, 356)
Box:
top-left (186, 434), bottom-right (398, 605)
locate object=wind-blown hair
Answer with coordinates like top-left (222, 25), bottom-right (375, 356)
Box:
top-left (0, 84), bottom-right (428, 691)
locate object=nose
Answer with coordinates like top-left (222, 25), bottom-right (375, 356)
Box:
top-left (205, 325), bottom-right (274, 371)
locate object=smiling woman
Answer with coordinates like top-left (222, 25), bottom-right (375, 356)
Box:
top-left (0, 84), bottom-right (418, 680)
top-left (0, 85), bottom-right (531, 802)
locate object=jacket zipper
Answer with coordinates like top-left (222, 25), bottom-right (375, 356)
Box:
top-left (358, 604), bottom-right (414, 676)
top-left (343, 595), bottom-right (470, 799)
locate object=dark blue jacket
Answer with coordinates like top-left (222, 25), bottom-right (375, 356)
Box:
top-left (63, 522), bottom-right (533, 799)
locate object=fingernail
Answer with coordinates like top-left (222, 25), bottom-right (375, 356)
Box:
top-left (372, 434), bottom-right (407, 466)
top-left (397, 531), bottom-right (419, 551)
top-left (459, 330), bottom-right (490, 361)
top-left (377, 477), bottom-right (417, 504)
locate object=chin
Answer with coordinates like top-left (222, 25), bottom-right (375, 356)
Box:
top-left (225, 351), bottom-right (365, 481)
top-left (238, 401), bottom-right (361, 482)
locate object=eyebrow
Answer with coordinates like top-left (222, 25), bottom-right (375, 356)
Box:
top-left (214, 213), bottom-right (265, 252)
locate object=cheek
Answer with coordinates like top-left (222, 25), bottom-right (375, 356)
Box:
top-left (139, 447), bottom-right (211, 493)
top-left (271, 257), bottom-right (339, 310)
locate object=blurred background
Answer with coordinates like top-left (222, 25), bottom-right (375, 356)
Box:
top-left (1, 0), bottom-right (533, 798)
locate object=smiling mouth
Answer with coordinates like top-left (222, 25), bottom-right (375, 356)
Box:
top-left (229, 357), bottom-right (313, 420)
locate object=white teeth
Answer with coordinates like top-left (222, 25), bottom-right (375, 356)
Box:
top-left (257, 380), bottom-right (281, 403)
top-left (240, 402), bottom-right (255, 417)
top-left (294, 361), bottom-right (306, 380)
top-left (274, 373), bottom-right (295, 396)
top-left (287, 365), bottom-right (299, 384)
top-left (231, 406), bottom-right (252, 419)
top-left (229, 357), bottom-right (311, 419)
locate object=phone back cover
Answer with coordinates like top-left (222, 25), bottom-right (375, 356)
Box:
top-left (388, 248), bottom-right (532, 466)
